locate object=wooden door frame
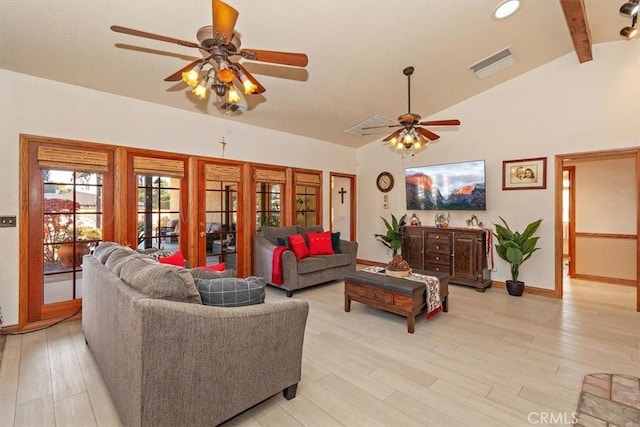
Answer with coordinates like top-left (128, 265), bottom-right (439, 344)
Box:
top-left (329, 172), bottom-right (356, 241)
top-left (554, 147), bottom-right (640, 311)
top-left (19, 134), bottom-right (117, 331)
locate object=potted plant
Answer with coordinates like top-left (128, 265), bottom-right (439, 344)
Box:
top-left (493, 216), bottom-right (543, 296)
top-left (374, 214), bottom-right (407, 256)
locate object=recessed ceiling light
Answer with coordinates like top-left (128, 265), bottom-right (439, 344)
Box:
top-left (493, 0), bottom-right (521, 19)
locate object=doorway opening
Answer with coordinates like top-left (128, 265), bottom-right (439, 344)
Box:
top-left (555, 147), bottom-right (639, 311)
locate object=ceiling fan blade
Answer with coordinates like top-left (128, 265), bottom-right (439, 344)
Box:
top-left (417, 127), bottom-right (441, 141)
top-left (212, 0), bottom-right (239, 44)
top-left (111, 25), bottom-right (200, 48)
top-left (240, 49), bottom-right (308, 67)
top-left (164, 57), bottom-right (211, 82)
top-left (418, 119), bottom-right (461, 126)
top-left (383, 129), bottom-right (403, 142)
top-left (234, 62), bottom-right (266, 94)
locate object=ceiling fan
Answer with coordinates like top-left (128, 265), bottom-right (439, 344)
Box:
top-left (364, 66), bottom-right (460, 153)
top-left (111, 0), bottom-right (308, 105)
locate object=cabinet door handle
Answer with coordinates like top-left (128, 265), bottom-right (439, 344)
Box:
top-left (435, 256), bottom-right (440, 261)
top-left (436, 245), bottom-right (440, 250)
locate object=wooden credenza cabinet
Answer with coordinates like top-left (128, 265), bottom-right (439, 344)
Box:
top-left (401, 226), bottom-right (492, 292)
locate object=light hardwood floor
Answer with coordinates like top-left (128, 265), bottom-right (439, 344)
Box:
top-left (1, 276), bottom-right (638, 427)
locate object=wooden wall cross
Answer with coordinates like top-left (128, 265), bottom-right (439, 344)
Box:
top-left (338, 187), bottom-right (347, 204)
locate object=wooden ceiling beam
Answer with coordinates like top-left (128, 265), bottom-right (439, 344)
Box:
top-left (559, 0), bottom-right (593, 63)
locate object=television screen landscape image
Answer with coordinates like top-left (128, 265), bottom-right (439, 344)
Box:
top-left (405, 160), bottom-right (486, 210)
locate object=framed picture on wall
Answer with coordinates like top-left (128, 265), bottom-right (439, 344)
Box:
top-left (502, 157), bottom-right (547, 190)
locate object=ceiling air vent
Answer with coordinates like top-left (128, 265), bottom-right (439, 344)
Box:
top-left (469, 47), bottom-right (517, 80)
top-left (345, 114), bottom-right (396, 136)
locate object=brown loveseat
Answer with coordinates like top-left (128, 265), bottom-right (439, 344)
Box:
top-left (82, 243), bottom-right (309, 427)
top-left (253, 225), bottom-right (358, 297)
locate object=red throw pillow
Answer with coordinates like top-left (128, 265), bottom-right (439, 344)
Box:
top-left (287, 234), bottom-right (310, 260)
top-left (194, 262), bottom-right (226, 271)
top-left (158, 250), bottom-right (185, 267)
top-left (307, 231), bottom-right (334, 256)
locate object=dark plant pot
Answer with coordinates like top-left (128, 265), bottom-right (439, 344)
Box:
top-left (506, 280), bottom-right (525, 296)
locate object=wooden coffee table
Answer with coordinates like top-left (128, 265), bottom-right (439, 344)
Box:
top-left (343, 269), bottom-right (449, 334)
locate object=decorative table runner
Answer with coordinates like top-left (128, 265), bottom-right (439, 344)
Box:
top-left (361, 266), bottom-right (442, 318)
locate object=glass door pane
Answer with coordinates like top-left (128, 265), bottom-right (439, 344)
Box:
top-left (204, 180), bottom-right (237, 269)
top-left (256, 183), bottom-right (281, 231)
top-left (43, 170), bottom-right (103, 303)
top-left (136, 175), bottom-right (181, 252)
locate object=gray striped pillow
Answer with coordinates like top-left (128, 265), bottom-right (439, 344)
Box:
top-left (195, 276), bottom-right (266, 307)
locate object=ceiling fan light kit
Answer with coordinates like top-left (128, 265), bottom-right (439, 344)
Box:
top-left (362, 66), bottom-right (461, 156)
top-left (619, 0), bottom-right (639, 40)
top-left (111, 0), bottom-right (308, 107)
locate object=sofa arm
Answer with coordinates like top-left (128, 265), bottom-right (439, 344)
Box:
top-left (339, 239), bottom-right (358, 264)
top-left (253, 234), bottom-right (276, 283)
top-left (253, 234), bottom-right (299, 287)
top-left (137, 299), bottom-right (309, 426)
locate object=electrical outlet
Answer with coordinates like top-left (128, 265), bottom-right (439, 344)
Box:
top-left (0, 216), bottom-right (16, 227)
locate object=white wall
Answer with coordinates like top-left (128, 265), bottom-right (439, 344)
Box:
top-left (0, 70), bottom-right (356, 326)
top-left (356, 41), bottom-right (640, 289)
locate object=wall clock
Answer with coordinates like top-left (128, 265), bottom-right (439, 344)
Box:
top-left (376, 172), bottom-right (394, 193)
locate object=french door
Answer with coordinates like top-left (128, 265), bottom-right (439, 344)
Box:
top-left (196, 160), bottom-right (244, 273)
top-left (20, 136), bottom-right (114, 327)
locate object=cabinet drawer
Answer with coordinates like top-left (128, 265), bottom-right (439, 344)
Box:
top-left (426, 252), bottom-right (450, 265)
top-left (426, 231), bottom-right (450, 241)
top-left (426, 241), bottom-right (450, 253)
top-left (345, 283), bottom-right (393, 305)
top-left (425, 263), bottom-right (450, 274)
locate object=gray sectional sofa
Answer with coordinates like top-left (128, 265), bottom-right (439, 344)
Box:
top-left (253, 225), bottom-right (358, 297)
top-left (82, 243), bottom-right (309, 427)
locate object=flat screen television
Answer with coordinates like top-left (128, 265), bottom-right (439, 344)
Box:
top-left (405, 160), bottom-right (486, 210)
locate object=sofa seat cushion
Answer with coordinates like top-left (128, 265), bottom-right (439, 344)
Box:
top-left (120, 257), bottom-right (202, 304)
top-left (195, 276), bottom-right (266, 307)
top-left (318, 253), bottom-right (352, 269)
top-left (296, 256), bottom-right (329, 274)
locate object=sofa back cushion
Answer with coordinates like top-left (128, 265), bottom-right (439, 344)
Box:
top-left (120, 257), bottom-right (202, 304)
top-left (261, 225), bottom-right (298, 245)
top-left (297, 226), bottom-right (324, 246)
top-left (195, 276), bottom-right (266, 307)
top-left (104, 246), bottom-right (138, 274)
top-left (189, 267), bottom-right (237, 280)
top-left (93, 242), bottom-right (127, 264)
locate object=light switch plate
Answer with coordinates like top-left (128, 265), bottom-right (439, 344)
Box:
top-left (0, 216), bottom-right (16, 227)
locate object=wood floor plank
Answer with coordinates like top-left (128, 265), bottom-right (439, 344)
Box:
top-left (81, 363), bottom-right (121, 426)
top-left (276, 392), bottom-right (343, 427)
top-left (14, 394), bottom-right (55, 427)
top-left (0, 334), bottom-right (21, 395)
top-left (316, 373), bottom-right (424, 427)
top-left (54, 391), bottom-right (97, 427)
top-left (47, 324), bottom-right (86, 401)
top-left (16, 330), bottom-right (52, 404)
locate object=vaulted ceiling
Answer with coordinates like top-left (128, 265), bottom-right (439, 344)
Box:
top-left (0, 1), bottom-right (628, 148)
